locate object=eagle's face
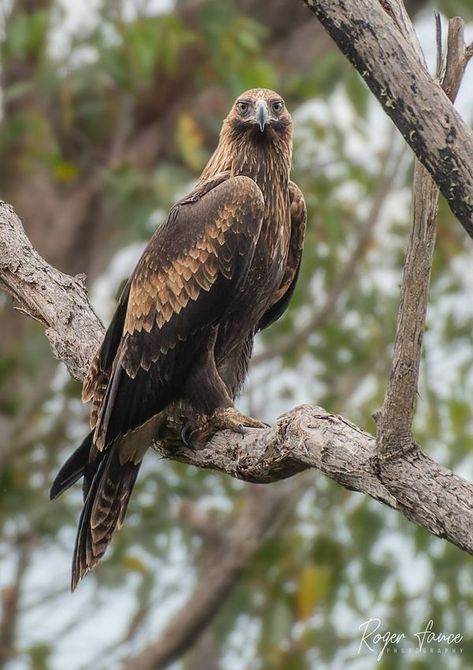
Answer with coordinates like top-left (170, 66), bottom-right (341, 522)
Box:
top-left (227, 88), bottom-right (293, 144)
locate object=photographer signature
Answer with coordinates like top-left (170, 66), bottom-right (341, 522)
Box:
top-left (358, 617), bottom-right (463, 661)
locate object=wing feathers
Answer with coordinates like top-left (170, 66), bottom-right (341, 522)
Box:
top-left (65, 174), bottom-right (265, 589)
top-left (92, 174), bottom-right (263, 450)
top-left (122, 175), bottom-right (264, 368)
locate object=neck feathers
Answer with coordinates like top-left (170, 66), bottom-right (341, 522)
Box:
top-left (199, 121), bottom-right (292, 200)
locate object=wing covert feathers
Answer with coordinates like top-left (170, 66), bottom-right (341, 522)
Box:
top-left (123, 175), bottom-right (264, 352)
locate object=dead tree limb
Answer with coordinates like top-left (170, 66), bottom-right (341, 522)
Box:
top-left (154, 404), bottom-right (473, 556)
top-left (0, 202), bottom-right (103, 381)
top-left (378, 16), bottom-right (472, 462)
top-left (302, 0), bottom-right (473, 237)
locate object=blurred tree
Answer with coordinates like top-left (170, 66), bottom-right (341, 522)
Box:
top-left (1, 1), bottom-right (473, 670)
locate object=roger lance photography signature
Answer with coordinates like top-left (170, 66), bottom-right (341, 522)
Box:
top-left (357, 617), bottom-right (464, 661)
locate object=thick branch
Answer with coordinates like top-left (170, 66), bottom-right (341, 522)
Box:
top-left (152, 405), bottom-right (473, 554)
top-left (302, 0), bottom-right (473, 237)
top-left (0, 202), bottom-right (103, 381)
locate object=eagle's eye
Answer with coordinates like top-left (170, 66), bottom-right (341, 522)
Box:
top-left (236, 101), bottom-right (250, 115)
top-left (271, 100), bottom-right (284, 114)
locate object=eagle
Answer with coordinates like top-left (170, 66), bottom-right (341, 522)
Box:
top-left (51, 88), bottom-right (307, 590)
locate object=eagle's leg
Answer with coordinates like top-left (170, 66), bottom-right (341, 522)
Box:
top-left (181, 330), bottom-right (266, 448)
top-left (180, 326), bottom-right (233, 447)
top-left (216, 333), bottom-right (254, 400)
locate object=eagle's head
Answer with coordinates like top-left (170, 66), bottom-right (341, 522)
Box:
top-left (199, 88), bottom-right (293, 185)
top-left (225, 88), bottom-right (293, 146)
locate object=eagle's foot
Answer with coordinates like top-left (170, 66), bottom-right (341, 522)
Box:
top-left (210, 407), bottom-right (268, 434)
top-left (181, 408), bottom-right (267, 449)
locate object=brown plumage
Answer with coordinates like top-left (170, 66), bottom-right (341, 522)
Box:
top-left (50, 89), bottom-right (307, 590)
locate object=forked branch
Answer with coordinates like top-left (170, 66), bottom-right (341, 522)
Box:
top-left (2, 200), bottom-right (473, 555)
top-left (377, 16), bottom-right (473, 461)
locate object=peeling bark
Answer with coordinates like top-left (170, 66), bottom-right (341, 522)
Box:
top-left (0, 202), bottom-right (103, 380)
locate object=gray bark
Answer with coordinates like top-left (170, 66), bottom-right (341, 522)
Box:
top-left (303, 0), bottom-right (473, 237)
top-left (0, 202), bottom-right (104, 381)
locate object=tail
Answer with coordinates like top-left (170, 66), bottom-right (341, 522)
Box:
top-left (50, 432), bottom-right (141, 591)
top-left (50, 431), bottom-right (93, 500)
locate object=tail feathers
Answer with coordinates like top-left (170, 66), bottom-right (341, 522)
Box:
top-left (71, 447), bottom-right (141, 591)
top-left (50, 431), bottom-right (93, 500)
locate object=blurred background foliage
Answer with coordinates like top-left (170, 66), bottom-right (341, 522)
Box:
top-left (1, 0), bottom-right (473, 669)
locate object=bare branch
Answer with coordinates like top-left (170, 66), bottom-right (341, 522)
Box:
top-left (302, 0), bottom-right (473, 237)
top-left (377, 160), bottom-right (438, 459)
top-left (377, 16), bottom-right (472, 460)
top-left (0, 202), bottom-right (104, 381)
top-left (148, 405), bottom-right (473, 555)
top-left (441, 17), bottom-right (469, 102)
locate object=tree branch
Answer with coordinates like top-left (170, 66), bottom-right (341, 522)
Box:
top-left (302, 0), bottom-right (473, 237)
top-left (0, 202), bottom-right (103, 381)
top-left (1, 160), bottom-right (473, 561)
top-left (378, 16), bottom-right (473, 460)
top-left (153, 405), bottom-right (473, 554)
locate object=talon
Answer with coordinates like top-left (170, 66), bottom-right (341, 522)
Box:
top-left (180, 422), bottom-right (193, 448)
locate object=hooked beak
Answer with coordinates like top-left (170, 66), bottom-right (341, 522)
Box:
top-left (255, 100), bottom-right (269, 132)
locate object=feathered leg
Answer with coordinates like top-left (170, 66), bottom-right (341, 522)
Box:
top-left (216, 332), bottom-right (254, 400)
top-left (181, 328), bottom-right (265, 447)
